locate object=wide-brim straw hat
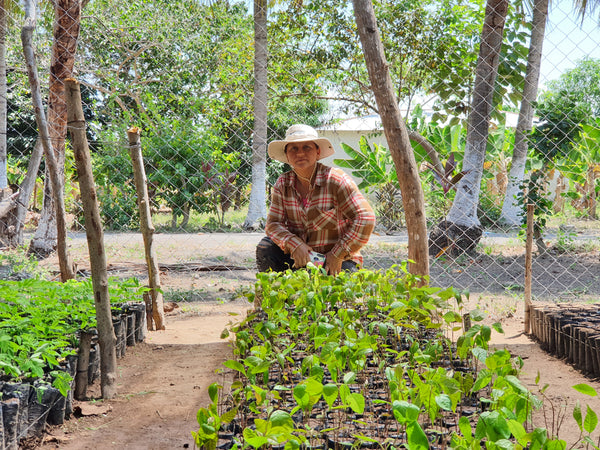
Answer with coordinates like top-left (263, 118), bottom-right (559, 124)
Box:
top-left (268, 124), bottom-right (334, 163)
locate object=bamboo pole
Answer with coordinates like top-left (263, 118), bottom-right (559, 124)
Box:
top-left (524, 204), bottom-right (534, 333)
top-left (127, 127), bottom-right (166, 330)
top-left (65, 78), bottom-right (118, 399)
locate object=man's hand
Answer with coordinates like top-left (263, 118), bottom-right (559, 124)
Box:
top-left (325, 252), bottom-right (343, 276)
top-left (291, 244), bottom-right (312, 268)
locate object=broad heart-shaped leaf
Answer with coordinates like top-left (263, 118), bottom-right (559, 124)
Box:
top-left (293, 384), bottom-right (310, 409)
top-left (243, 428), bottom-right (269, 449)
top-left (435, 394), bottom-right (453, 411)
top-left (406, 421), bottom-right (429, 449)
top-left (392, 400), bottom-right (421, 424)
top-left (322, 383), bottom-right (339, 409)
top-left (345, 392), bottom-right (365, 414)
top-left (572, 383), bottom-right (598, 397)
top-left (584, 405), bottom-right (598, 433)
top-left (269, 410), bottom-right (294, 431)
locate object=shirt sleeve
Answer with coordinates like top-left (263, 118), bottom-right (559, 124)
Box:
top-left (265, 178), bottom-right (305, 254)
top-left (329, 170), bottom-right (376, 260)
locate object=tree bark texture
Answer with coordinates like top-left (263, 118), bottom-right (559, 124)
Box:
top-left (66, 78), bottom-right (117, 399)
top-left (127, 127), bottom-right (166, 331)
top-left (352, 0), bottom-right (429, 281)
top-left (30, 0), bottom-right (81, 258)
top-left (244, 0), bottom-right (268, 229)
top-left (500, 0), bottom-right (548, 227)
top-left (21, 0), bottom-right (75, 280)
top-left (446, 0), bottom-right (508, 229)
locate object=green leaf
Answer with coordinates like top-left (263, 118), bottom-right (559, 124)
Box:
top-left (584, 405), bottom-right (598, 433)
top-left (406, 422), bottom-right (429, 449)
top-left (208, 383), bottom-right (221, 404)
top-left (435, 394), bottom-right (453, 411)
top-left (346, 392), bottom-right (365, 414)
top-left (458, 416), bottom-right (472, 440)
top-left (223, 359), bottom-right (246, 376)
top-left (574, 402), bottom-right (583, 430)
top-left (243, 428), bottom-right (269, 449)
top-left (322, 383), bottom-right (339, 408)
top-left (220, 407), bottom-right (238, 424)
top-left (270, 410), bottom-right (294, 431)
top-left (572, 384), bottom-right (598, 397)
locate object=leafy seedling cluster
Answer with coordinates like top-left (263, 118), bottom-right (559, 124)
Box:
top-left (194, 265), bottom-right (593, 449)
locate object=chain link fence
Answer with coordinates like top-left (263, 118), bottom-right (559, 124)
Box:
top-left (3, 0), bottom-right (600, 306)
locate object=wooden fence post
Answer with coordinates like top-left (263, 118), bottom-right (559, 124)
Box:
top-left (524, 203), bottom-right (534, 334)
top-left (127, 127), bottom-right (166, 330)
top-left (65, 78), bottom-right (118, 399)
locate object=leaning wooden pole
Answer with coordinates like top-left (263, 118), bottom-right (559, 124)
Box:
top-left (353, 0), bottom-right (429, 282)
top-left (127, 127), bottom-right (166, 330)
top-left (65, 78), bottom-right (118, 399)
top-left (21, 0), bottom-right (75, 281)
top-left (524, 203), bottom-right (534, 334)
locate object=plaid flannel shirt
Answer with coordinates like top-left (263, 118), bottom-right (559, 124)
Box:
top-left (266, 163), bottom-right (376, 265)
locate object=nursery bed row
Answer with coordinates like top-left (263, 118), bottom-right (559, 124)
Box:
top-left (530, 303), bottom-right (600, 377)
top-left (0, 303), bottom-right (146, 449)
top-left (194, 267), bottom-right (551, 450)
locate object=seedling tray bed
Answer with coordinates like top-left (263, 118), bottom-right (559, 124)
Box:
top-left (530, 303), bottom-right (600, 377)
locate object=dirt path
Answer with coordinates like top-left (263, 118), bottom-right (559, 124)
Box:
top-left (36, 300), bottom-right (250, 450)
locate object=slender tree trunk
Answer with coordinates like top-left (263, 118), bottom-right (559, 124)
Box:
top-left (431, 0), bottom-right (508, 255)
top-left (0, 0), bottom-right (7, 191)
top-left (353, 0), bottom-right (429, 281)
top-left (66, 78), bottom-right (117, 399)
top-left (500, 0), bottom-right (548, 227)
top-left (127, 126), bottom-right (166, 331)
top-left (29, 0), bottom-right (81, 258)
top-left (408, 130), bottom-right (443, 175)
top-left (588, 166), bottom-right (597, 219)
top-left (10, 139), bottom-right (45, 246)
top-left (21, 0), bottom-right (75, 280)
top-left (243, 0), bottom-right (268, 230)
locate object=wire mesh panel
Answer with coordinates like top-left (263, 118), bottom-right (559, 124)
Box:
top-left (2, 0), bottom-right (600, 307)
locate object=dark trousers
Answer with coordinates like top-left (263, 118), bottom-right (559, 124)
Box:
top-left (256, 237), bottom-right (358, 273)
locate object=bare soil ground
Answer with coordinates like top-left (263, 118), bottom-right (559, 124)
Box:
top-left (31, 231), bottom-right (600, 449)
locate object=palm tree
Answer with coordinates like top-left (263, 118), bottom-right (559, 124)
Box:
top-left (243, 0), bottom-right (268, 230)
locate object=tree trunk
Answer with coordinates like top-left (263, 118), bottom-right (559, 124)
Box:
top-left (127, 126), bottom-right (166, 331)
top-left (500, 0), bottom-right (548, 227)
top-left (29, 0), bottom-right (81, 258)
top-left (21, 0), bottom-right (75, 281)
top-left (7, 139), bottom-right (45, 247)
top-left (588, 165), bottom-right (597, 219)
top-left (243, 0), bottom-right (268, 230)
top-left (432, 0), bottom-right (508, 255)
top-left (66, 78), bottom-right (117, 399)
top-left (352, 0), bottom-right (429, 281)
top-left (0, 0), bottom-right (7, 191)
top-left (408, 129), bottom-right (443, 175)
